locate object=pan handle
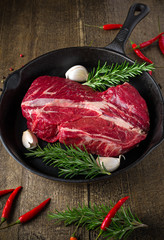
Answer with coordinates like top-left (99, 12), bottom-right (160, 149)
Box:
top-left (105, 3), bottom-right (150, 54)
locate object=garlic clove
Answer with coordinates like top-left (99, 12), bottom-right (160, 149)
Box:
top-left (96, 155), bottom-right (122, 172)
top-left (22, 129), bottom-right (38, 149)
top-left (65, 65), bottom-right (88, 82)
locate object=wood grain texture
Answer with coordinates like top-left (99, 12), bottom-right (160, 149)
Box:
top-left (0, 0), bottom-right (164, 239)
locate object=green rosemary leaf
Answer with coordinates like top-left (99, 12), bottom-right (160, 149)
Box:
top-left (83, 61), bottom-right (155, 91)
top-left (48, 202), bottom-right (147, 240)
top-left (26, 143), bottom-right (110, 179)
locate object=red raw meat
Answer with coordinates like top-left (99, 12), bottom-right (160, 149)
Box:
top-left (21, 76), bottom-right (149, 157)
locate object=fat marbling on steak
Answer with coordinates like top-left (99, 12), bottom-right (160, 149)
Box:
top-left (21, 76), bottom-right (149, 157)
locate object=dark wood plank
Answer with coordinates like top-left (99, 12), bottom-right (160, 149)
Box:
top-left (0, 1), bottom-right (89, 239)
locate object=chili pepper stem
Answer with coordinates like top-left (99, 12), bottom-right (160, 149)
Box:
top-left (84, 23), bottom-right (103, 29)
top-left (95, 229), bottom-right (103, 240)
top-left (0, 218), bottom-right (6, 226)
top-left (0, 219), bottom-right (20, 230)
top-left (132, 45), bottom-right (140, 49)
top-left (71, 216), bottom-right (83, 238)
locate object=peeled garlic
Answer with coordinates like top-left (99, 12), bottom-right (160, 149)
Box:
top-left (65, 65), bottom-right (88, 82)
top-left (97, 155), bottom-right (123, 172)
top-left (22, 129), bottom-right (38, 149)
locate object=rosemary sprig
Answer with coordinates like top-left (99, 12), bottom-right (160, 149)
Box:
top-left (48, 202), bottom-right (147, 239)
top-left (26, 143), bottom-right (110, 179)
top-left (83, 61), bottom-right (154, 91)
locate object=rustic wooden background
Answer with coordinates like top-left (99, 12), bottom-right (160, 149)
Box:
top-left (0, 0), bottom-right (164, 239)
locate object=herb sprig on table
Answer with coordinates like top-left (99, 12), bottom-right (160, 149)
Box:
top-left (26, 143), bottom-right (110, 179)
top-left (48, 202), bottom-right (147, 240)
top-left (83, 61), bottom-right (154, 91)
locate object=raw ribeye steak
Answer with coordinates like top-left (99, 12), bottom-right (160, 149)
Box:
top-left (21, 76), bottom-right (149, 157)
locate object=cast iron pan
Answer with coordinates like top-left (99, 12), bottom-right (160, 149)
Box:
top-left (0, 3), bottom-right (164, 183)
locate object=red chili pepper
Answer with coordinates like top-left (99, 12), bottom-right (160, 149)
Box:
top-left (0, 189), bottom-right (14, 197)
top-left (159, 34), bottom-right (164, 55)
top-left (134, 32), bottom-right (164, 49)
top-left (131, 42), bottom-right (153, 64)
top-left (70, 237), bottom-right (77, 240)
top-left (85, 23), bottom-right (122, 30)
top-left (103, 24), bottom-right (122, 30)
top-left (19, 198), bottom-right (51, 223)
top-left (96, 196), bottom-right (129, 240)
top-left (0, 198), bottom-right (51, 229)
top-left (0, 186), bottom-right (22, 225)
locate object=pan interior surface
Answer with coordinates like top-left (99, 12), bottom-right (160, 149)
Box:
top-left (0, 47), bottom-right (163, 182)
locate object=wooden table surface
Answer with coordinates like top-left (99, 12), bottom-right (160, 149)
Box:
top-left (0, 0), bottom-right (164, 239)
